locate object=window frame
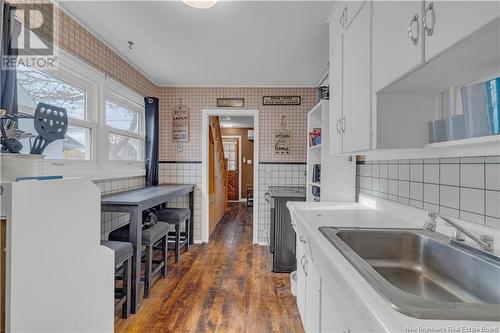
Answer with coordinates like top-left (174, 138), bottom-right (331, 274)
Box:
top-left (15, 49), bottom-right (146, 179)
top-left (102, 78), bottom-right (146, 172)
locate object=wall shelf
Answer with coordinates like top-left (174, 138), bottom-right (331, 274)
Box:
top-left (424, 135), bottom-right (500, 149)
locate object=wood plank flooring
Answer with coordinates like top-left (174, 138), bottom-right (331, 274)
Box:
top-left (115, 203), bottom-right (304, 333)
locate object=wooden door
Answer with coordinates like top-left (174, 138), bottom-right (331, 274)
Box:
top-left (223, 138), bottom-right (239, 201)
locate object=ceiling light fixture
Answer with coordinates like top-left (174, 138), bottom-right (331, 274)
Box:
top-left (182, 0), bottom-right (218, 9)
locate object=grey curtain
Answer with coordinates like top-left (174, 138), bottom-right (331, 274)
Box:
top-left (1, 1), bottom-right (21, 114)
top-left (144, 97), bottom-right (159, 186)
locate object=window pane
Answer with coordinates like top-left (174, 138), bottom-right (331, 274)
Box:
top-left (18, 120), bottom-right (91, 160)
top-left (108, 133), bottom-right (142, 161)
top-left (105, 100), bottom-right (139, 133)
top-left (17, 64), bottom-right (86, 120)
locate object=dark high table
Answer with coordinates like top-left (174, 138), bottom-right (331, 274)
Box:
top-left (101, 184), bottom-right (195, 313)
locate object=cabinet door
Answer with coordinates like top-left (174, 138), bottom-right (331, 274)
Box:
top-left (424, 1), bottom-right (500, 61)
top-left (305, 260), bottom-right (321, 333)
top-left (329, 4), bottom-right (344, 55)
top-left (329, 34), bottom-right (343, 155)
top-left (372, 1), bottom-right (424, 92)
top-left (342, 2), bottom-right (372, 153)
top-left (296, 236), bottom-right (307, 324)
top-left (320, 281), bottom-right (348, 333)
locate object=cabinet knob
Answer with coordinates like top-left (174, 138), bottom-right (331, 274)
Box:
top-left (408, 14), bottom-right (420, 46)
top-left (423, 2), bottom-right (435, 36)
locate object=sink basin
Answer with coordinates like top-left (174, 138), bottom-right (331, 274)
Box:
top-left (320, 227), bottom-right (500, 321)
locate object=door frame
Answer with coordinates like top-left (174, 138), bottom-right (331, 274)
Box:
top-left (202, 109), bottom-right (259, 244)
top-left (221, 135), bottom-right (243, 202)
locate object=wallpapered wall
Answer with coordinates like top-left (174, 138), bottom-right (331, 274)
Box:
top-left (158, 87), bottom-right (316, 163)
top-left (11, 0), bottom-right (158, 97)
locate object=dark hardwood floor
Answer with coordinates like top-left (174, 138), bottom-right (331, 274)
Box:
top-left (115, 202), bottom-right (304, 333)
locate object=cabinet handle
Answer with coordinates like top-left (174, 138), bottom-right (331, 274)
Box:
top-left (299, 235), bottom-right (306, 244)
top-left (408, 14), bottom-right (419, 46)
top-left (336, 118), bottom-right (343, 135)
top-left (343, 7), bottom-right (347, 27)
top-left (301, 255), bottom-right (306, 268)
top-left (341, 116), bottom-right (346, 134)
top-left (423, 2), bottom-right (435, 36)
top-left (303, 259), bottom-right (308, 276)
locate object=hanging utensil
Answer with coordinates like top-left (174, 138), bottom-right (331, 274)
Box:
top-left (30, 103), bottom-right (68, 155)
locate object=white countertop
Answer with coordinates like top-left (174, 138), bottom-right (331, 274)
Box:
top-left (287, 196), bottom-right (500, 333)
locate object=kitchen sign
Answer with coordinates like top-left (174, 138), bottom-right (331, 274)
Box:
top-left (274, 115), bottom-right (290, 155)
top-left (172, 100), bottom-right (189, 142)
top-left (263, 96), bottom-right (301, 106)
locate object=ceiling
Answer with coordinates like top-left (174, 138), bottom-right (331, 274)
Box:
top-left (219, 116), bottom-right (254, 128)
top-left (59, 1), bottom-right (332, 86)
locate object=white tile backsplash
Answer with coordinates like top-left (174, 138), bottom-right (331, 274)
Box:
top-left (356, 156), bottom-right (500, 230)
top-left (440, 164), bottom-right (459, 186)
top-left (460, 187), bottom-right (484, 215)
top-left (460, 164), bottom-right (484, 189)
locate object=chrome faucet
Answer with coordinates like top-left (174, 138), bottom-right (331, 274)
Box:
top-left (424, 212), bottom-right (495, 252)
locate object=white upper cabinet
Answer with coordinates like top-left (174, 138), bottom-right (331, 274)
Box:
top-left (372, 1), bottom-right (424, 92)
top-left (342, 2), bottom-right (372, 153)
top-left (329, 2), bottom-right (344, 56)
top-left (424, 1), bottom-right (500, 61)
top-left (329, 34), bottom-right (343, 155)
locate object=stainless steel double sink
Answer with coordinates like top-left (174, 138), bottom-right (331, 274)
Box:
top-left (320, 227), bottom-right (500, 321)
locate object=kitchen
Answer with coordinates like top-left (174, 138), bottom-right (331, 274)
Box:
top-left (0, 1), bottom-right (499, 332)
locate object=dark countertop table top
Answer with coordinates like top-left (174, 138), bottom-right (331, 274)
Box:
top-left (268, 186), bottom-right (306, 198)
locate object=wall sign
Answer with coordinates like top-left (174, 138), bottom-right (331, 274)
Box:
top-left (217, 98), bottom-right (244, 108)
top-left (274, 115), bottom-right (290, 155)
top-left (172, 100), bottom-right (189, 142)
top-left (263, 96), bottom-right (301, 106)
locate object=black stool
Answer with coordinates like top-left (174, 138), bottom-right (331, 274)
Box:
top-left (109, 222), bottom-right (169, 298)
top-left (101, 240), bottom-right (133, 318)
top-left (157, 208), bottom-right (191, 263)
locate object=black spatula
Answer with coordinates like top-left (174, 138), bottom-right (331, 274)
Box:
top-left (30, 103), bottom-right (68, 155)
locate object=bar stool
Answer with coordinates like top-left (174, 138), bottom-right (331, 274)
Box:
top-left (157, 208), bottom-right (191, 263)
top-left (108, 222), bottom-right (169, 298)
top-left (101, 240), bottom-right (133, 318)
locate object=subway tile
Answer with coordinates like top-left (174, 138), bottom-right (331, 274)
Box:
top-left (460, 164), bottom-right (484, 189)
top-left (423, 164), bottom-right (439, 184)
top-left (485, 156), bottom-right (500, 163)
top-left (410, 199), bottom-right (423, 209)
top-left (410, 164), bottom-right (423, 182)
top-left (388, 165), bottom-right (398, 179)
top-left (485, 164), bottom-right (500, 191)
top-left (410, 182), bottom-right (423, 201)
top-left (379, 164), bottom-right (388, 179)
top-left (380, 178), bottom-right (389, 193)
top-left (459, 211), bottom-right (485, 225)
top-left (398, 164), bottom-right (410, 181)
top-left (486, 216), bottom-right (500, 230)
top-left (460, 156), bottom-right (484, 164)
top-left (440, 164), bottom-right (459, 186)
top-left (440, 185), bottom-right (459, 209)
top-left (439, 206), bottom-right (460, 219)
top-left (398, 181), bottom-right (410, 198)
top-left (389, 180), bottom-right (398, 195)
top-left (423, 202), bottom-right (439, 213)
top-left (372, 164), bottom-right (380, 178)
top-left (440, 157), bottom-right (460, 164)
top-left (423, 184), bottom-right (439, 204)
top-left (486, 190), bottom-right (500, 218)
top-left (460, 188), bottom-right (484, 215)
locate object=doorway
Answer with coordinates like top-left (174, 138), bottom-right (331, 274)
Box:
top-left (222, 137), bottom-right (240, 202)
top-left (202, 109), bottom-right (259, 244)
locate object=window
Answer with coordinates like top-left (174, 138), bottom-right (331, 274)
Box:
top-left (16, 63), bottom-right (94, 161)
top-left (223, 139), bottom-right (238, 171)
top-left (105, 89), bottom-right (144, 163)
top-left (12, 49), bottom-right (145, 177)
